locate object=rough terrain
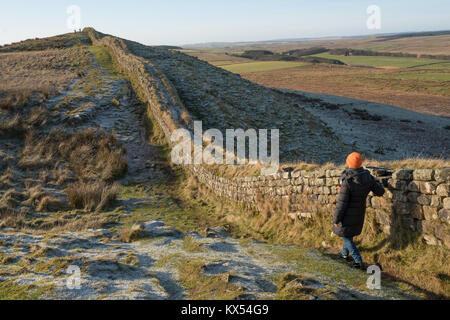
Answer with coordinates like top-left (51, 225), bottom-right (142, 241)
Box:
top-left (0, 222), bottom-right (420, 300)
top-left (0, 31), bottom-right (448, 300)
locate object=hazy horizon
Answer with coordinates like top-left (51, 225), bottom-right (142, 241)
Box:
top-left (1, 0), bottom-right (450, 46)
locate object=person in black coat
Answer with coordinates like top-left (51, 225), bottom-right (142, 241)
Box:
top-left (333, 152), bottom-right (385, 269)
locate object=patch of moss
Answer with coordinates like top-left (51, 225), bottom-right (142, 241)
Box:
top-left (0, 252), bottom-right (17, 265)
top-left (33, 257), bottom-right (79, 276)
top-left (0, 279), bottom-right (54, 300)
top-left (88, 46), bottom-right (122, 77)
top-left (182, 236), bottom-right (204, 253)
top-left (121, 252), bottom-right (140, 266)
top-left (177, 259), bottom-right (244, 300)
top-left (154, 253), bottom-right (182, 269)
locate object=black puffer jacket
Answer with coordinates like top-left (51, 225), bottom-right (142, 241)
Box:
top-left (333, 168), bottom-right (385, 237)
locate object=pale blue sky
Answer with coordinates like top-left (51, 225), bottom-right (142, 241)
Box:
top-left (0, 0), bottom-right (449, 46)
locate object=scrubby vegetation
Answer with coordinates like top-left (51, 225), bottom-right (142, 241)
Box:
top-left (0, 35), bottom-right (128, 232)
top-left (20, 128), bottom-right (127, 181)
top-left (0, 47), bottom-right (91, 110)
top-left (0, 32), bottom-right (91, 53)
top-left (66, 181), bottom-right (119, 212)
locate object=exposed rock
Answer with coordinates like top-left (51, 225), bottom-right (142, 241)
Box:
top-left (435, 168), bottom-right (450, 183)
top-left (392, 169), bottom-right (413, 181)
top-left (413, 169), bottom-right (435, 181)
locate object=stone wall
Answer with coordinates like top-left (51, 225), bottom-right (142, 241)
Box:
top-left (84, 28), bottom-right (192, 142)
top-left (84, 28), bottom-right (449, 249)
top-left (191, 165), bottom-right (450, 248)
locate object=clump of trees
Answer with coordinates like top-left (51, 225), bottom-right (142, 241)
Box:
top-left (235, 49), bottom-right (345, 65)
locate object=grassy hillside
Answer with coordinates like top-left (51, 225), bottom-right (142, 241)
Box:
top-left (312, 53), bottom-right (450, 68)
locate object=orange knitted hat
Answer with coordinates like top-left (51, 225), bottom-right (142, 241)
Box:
top-left (346, 152), bottom-right (363, 169)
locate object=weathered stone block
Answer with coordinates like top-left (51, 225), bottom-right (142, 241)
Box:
top-left (435, 224), bottom-right (450, 248)
top-left (407, 192), bottom-right (421, 203)
top-left (423, 206), bottom-right (438, 221)
top-left (408, 181), bottom-right (420, 192)
top-left (388, 179), bottom-right (407, 191)
top-left (395, 202), bottom-right (412, 215)
top-left (292, 171), bottom-right (301, 178)
top-left (412, 206), bottom-right (424, 220)
top-left (367, 167), bottom-right (391, 177)
top-left (417, 220), bottom-right (434, 234)
top-left (315, 178), bottom-right (326, 186)
top-left (436, 184), bottom-right (450, 197)
top-left (413, 169), bottom-right (435, 181)
top-left (419, 182), bottom-right (436, 195)
top-left (392, 190), bottom-right (408, 202)
top-left (423, 234), bottom-right (440, 246)
top-left (443, 197), bottom-right (450, 210)
top-left (315, 170), bottom-right (326, 178)
top-left (438, 209), bottom-right (450, 223)
top-left (392, 169), bottom-right (413, 181)
top-left (435, 168), bottom-right (450, 183)
top-left (430, 195), bottom-right (441, 208)
top-left (417, 195), bottom-right (431, 206)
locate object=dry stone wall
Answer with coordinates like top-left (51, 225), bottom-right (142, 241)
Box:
top-left (84, 29), bottom-right (449, 249)
top-left (192, 165), bottom-right (450, 248)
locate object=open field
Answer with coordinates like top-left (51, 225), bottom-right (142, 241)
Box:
top-left (242, 65), bottom-right (450, 117)
top-left (220, 61), bottom-right (306, 73)
top-left (185, 33), bottom-right (450, 56)
top-left (185, 45), bottom-right (450, 117)
top-left (179, 50), bottom-right (251, 66)
top-left (312, 53), bottom-right (450, 69)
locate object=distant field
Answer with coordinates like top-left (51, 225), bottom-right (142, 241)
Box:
top-left (180, 50), bottom-right (251, 66)
top-left (184, 34), bottom-right (450, 117)
top-left (220, 61), bottom-right (306, 73)
top-left (312, 53), bottom-right (449, 68)
top-left (360, 72), bottom-right (450, 82)
top-left (185, 34), bottom-right (450, 56)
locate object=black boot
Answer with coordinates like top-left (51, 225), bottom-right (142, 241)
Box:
top-left (352, 262), bottom-right (364, 270)
top-left (338, 253), bottom-right (351, 262)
